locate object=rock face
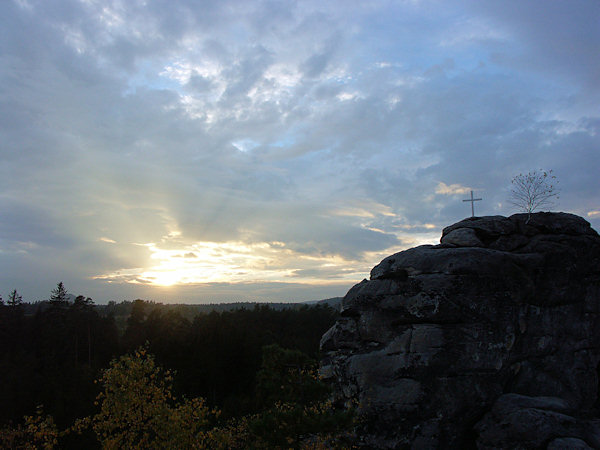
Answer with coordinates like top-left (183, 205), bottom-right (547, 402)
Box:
top-left (320, 212), bottom-right (600, 449)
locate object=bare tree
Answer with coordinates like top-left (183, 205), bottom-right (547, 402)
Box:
top-left (509, 169), bottom-right (559, 222)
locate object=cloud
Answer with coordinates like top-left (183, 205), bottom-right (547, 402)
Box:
top-left (0, 0), bottom-right (598, 303)
top-left (466, 1), bottom-right (600, 91)
top-left (588, 211), bottom-right (600, 219)
top-left (435, 183), bottom-right (472, 196)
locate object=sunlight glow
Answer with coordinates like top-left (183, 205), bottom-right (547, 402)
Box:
top-left (139, 241), bottom-right (285, 286)
top-left (94, 239), bottom-right (367, 288)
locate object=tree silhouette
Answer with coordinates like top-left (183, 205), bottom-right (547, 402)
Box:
top-left (50, 282), bottom-right (69, 307)
top-left (509, 169), bottom-right (559, 222)
top-left (7, 289), bottom-right (23, 307)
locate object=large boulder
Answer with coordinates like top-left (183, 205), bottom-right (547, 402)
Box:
top-left (320, 212), bottom-right (600, 449)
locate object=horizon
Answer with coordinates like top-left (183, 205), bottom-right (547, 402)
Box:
top-left (7, 210), bottom-right (597, 305)
top-left (14, 290), bottom-right (343, 306)
top-left (1, 1), bottom-right (598, 304)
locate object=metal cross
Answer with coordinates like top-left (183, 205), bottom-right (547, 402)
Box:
top-left (462, 190), bottom-right (482, 217)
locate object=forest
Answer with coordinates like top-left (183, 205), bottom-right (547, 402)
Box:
top-left (0, 284), bottom-right (354, 448)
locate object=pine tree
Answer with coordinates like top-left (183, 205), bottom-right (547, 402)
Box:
top-left (49, 282), bottom-right (69, 307)
top-left (7, 289), bottom-right (22, 307)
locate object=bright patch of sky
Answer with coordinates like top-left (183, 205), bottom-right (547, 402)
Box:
top-left (232, 139), bottom-right (260, 153)
top-left (1, 0), bottom-right (598, 303)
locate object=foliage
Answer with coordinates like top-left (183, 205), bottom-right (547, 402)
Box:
top-left (181, 304), bottom-right (337, 416)
top-left (256, 344), bottom-right (328, 408)
top-left (242, 399), bottom-right (356, 449)
top-left (82, 345), bottom-right (354, 448)
top-left (509, 169), bottom-right (559, 218)
top-left (84, 346), bottom-right (222, 449)
top-left (0, 406), bottom-right (59, 449)
top-left (1, 343), bottom-right (356, 449)
top-left (0, 293), bottom-right (347, 447)
top-left (245, 344), bottom-right (355, 448)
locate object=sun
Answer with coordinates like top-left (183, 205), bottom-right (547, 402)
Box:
top-left (136, 241), bottom-right (281, 287)
top-left (142, 268), bottom-right (183, 287)
top-left (95, 238), bottom-right (366, 288)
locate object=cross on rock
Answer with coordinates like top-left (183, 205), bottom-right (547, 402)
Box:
top-left (463, 190), bottom-right (482, 217)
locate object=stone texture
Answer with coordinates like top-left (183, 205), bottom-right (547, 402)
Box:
top-left (320, 212), bottom-right (600, 449)
top-left (547, 437), bottom-right (594, 450)
top-left (474, 393), bottom-right (600, 449)
top-left (441, 227), bottom-right (484, 247)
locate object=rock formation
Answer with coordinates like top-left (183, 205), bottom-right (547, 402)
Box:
top-left (320, 212), bottom-right (600, 449)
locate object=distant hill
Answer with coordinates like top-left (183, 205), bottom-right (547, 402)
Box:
top-left (304, 296), bottom-right (343, 309)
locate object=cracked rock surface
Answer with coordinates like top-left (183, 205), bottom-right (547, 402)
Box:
top-left (320, 212), bottom-right (600, 449)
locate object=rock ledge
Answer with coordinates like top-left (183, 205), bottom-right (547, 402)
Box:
top-left (321, 212), bottom-right (600, 449)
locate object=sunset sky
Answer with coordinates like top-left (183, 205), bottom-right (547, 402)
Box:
top-left (1, 0), bottom-right (598, 303)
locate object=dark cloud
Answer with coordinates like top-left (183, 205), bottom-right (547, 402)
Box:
top-left (467, 0), bottom-right (600, 90)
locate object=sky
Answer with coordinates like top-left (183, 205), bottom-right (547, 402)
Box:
top-left (1, 0), bottom-right (598, 304)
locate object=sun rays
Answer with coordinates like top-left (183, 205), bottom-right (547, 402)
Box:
top-left (94, 239), bottom-right (368, 288)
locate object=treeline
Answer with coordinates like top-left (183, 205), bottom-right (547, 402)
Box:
top-left (120, 297), bottom-right (338, 417)
top-left (0, 284), bottom-right (119, 429)
top-left (0, 283), bottom-right (351, 448)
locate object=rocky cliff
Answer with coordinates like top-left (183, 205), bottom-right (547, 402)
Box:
top-left (320, 212), bottom-right (600, 449)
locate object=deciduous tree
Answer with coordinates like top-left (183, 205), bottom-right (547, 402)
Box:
top-left (509, 169), bottom-right (559, 221)
top-left (87, 346), bottom-right (222, 449)
top-left (0, 406), bottom-right (59, 449)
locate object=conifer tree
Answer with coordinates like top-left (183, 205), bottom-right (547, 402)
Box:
top-left (49, 282), bottom-right (69, 306)
top-left (7, 289), bottom-right (22, 307)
